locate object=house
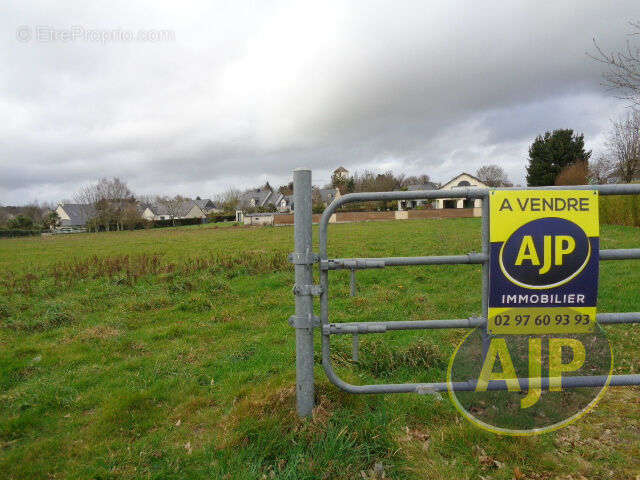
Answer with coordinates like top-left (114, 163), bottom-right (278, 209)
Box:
top-left (317, 188), bottom-right (340, 206)
top-left (332, 166), bottom-right (349, 181)
top-left (397, 183), bottom-right (438, 210)
top-left (237, 185), bottom-right (295, 212)
top-left (433, 173), bottom-right (487, 209)
top-left (140, 199), bottom-right (206, 221)
top-left (238, 186), bottom-right (278, 210)
top-left (194, 198), bottom-right (221, 214)
top-left (55, 203), bottom-right (96, 226)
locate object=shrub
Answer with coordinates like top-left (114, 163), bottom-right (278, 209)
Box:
top-left (0, 229), bottom-right (41, 238)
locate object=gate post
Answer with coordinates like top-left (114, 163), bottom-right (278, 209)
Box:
top-left (481, 195), bottom-right (491, 357)
top-left (293, 168), bottom-right (315, 416)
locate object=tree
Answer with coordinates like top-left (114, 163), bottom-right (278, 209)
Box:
top-left (43, 211), bottom-right (60, 230)
top-left (215, 188), bottom-right (241, 212)
top-left (156, 195), bottom-right (187, 226)
top-left (591, 21), bottom-right (640, 104)
top-left (603, 109), bottom-right (640, 183)
top-left (476, 165), bottom-right (513, 187)
top-left (8, 215), bottom-right (34, 229)
top-left (331, 170), bottom-right (351, 194)
top-left (526, 130), bottom-right (592, 186)
top-left (401, 174), bottom-right (431, 187)
top-left (555, 161), bottom-right (589, 185)
top-left (588, 155), bottom-right (616, 184)
top-left (75, 177), bottom-right (136, 231)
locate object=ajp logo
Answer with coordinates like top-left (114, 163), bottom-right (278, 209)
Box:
top-left (499, 217), bottom-right (591, 289)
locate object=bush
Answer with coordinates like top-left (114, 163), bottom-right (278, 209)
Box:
top-left (600, 195), bottom-right (640, 227)
top-left (207, 213), bottom-right (236, 223)
top-left (8, 215), bottom-right (34, 229)
top-left (0, 229), bottom-right (41, 238)
top-left (152, 217), bottom-right (204, 228)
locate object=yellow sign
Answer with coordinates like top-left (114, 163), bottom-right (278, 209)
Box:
top-left (488, 190), bottom-right (599, 334)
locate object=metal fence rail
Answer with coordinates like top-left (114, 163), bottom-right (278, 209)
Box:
top-left (290, 170), bottom-right (640, 416)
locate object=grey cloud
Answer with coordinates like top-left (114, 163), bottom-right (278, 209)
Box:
top-left (1, 0), bottom-right (639, 203)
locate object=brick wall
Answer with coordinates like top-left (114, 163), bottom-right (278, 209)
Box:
top-left (407, 208), bottom-right (476, 219)
top-left (271, 208), bottom-right (477, 225)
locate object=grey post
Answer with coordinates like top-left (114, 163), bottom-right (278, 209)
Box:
top-left (293, 168), bottom-right (315, 416)
top-left (480, 195), bottom-right (491, 358)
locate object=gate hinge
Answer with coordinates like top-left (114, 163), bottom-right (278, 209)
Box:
top-left (288, 314), bottom-right (321, 329)
top-left (288, 252), bottom-right (319, 265)
top-left (293, 284), bottom-right (324, 296)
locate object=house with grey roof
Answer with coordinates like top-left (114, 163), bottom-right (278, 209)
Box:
top-left (55, 203), bottom-right (97, 226)
top-left (237, 186), bottom-right (294, 212)
top-left (194, 198), bottom-right (221, 214)
top-left (140, 199), bottom-right (206, 221)
top-left (237, 187), bottom-right (277, 210)
top-left (318, 188), bottom-right (340, 206)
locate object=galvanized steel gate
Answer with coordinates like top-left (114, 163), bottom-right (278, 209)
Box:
top-left (290, 168), bottom-right (640, 417)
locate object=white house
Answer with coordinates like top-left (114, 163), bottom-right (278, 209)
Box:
top-left (433, 173), bottom-right (488, 209)
top-left (55, 203), bottom-right (96, 226)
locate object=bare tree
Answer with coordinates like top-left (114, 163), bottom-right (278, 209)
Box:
top-left (591, 21), bottom-right (640, 104)
top-left (604, 109), bottom-right (640, 183)
top-left (75, 177), bottom-right (136, 231)
top-left (401, 174), bottom-right (431, 187)
top-left (588, 155), bottom-right (616, 184)
top-left (214, 188), bottom-right (241, 212)
top-left (476, 165), bottom-right (513, 187)
top-left (156, 195), bottom-right (187, 226)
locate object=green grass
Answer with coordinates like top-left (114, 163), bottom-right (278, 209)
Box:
top-left (1, 219), bottom-right (639, 479)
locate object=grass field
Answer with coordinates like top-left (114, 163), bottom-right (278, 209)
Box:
top-left (1, 219), bottom-right (639, 479)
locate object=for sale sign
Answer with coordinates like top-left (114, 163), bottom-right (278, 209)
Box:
top-left (488, 190), bottom-right (599, 335)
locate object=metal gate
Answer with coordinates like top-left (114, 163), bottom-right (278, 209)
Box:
top-left (289, 168), bottom-right (640, 417)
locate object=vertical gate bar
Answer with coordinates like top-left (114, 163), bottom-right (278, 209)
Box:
top-left (481, 195), bottom-right (491, 358)
top-left (352, 334), bottom-right (359, 362)
top-left (350, 268), bottom-right (357, 296)
top-left (293, 168), bottom-right (314, 417)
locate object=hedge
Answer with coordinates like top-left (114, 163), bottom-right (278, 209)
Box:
top-left (152, 217), bottom-right (204, 228)
top-left (0, 229), bottom-right (42, 238)
top-left (600, 195), bottom-right (640, 227)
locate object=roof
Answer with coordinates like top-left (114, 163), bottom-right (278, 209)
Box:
top-left (238, 188), bottom-right (276, 208)
top-left (439, 172), bottom-right (487, 190)
top-left (333, 166), bottom-right (348, 173)
top-left (194, 198), bottom-right (217, 210)
top-left (146, 199), bottom-right (201, 217)
top-left (406, 183), bottom-right (437, 191)
top-left (58, 203), bottom-right (96, 225)
top-left (318, 188), bottom-right (339, 203)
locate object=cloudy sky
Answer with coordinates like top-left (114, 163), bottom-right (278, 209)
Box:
top-left (2, 1), bottom-right (639, 204)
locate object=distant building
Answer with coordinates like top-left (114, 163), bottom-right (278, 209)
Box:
top-left (55, 203), bottom-right (96, 227)
top-left (140, 199), bottom-right (206, 221)
top-left (434, 173), bottom-right (487, 209)
top-left (316, 188), bottom-right (341, 206)
top-left (397, 183), bottom-right (438, 210)
top-left (238, 185), bottom-right (291, 212)
top-left (332, 166), bottom-right (349, 181)
top-left (194, 198), bottom-right (221, 214)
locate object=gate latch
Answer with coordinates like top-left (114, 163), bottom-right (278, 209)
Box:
top-left (288, 314), bottom-right (321, 329)
top-left (293, 284), bottom-right (324, 296)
